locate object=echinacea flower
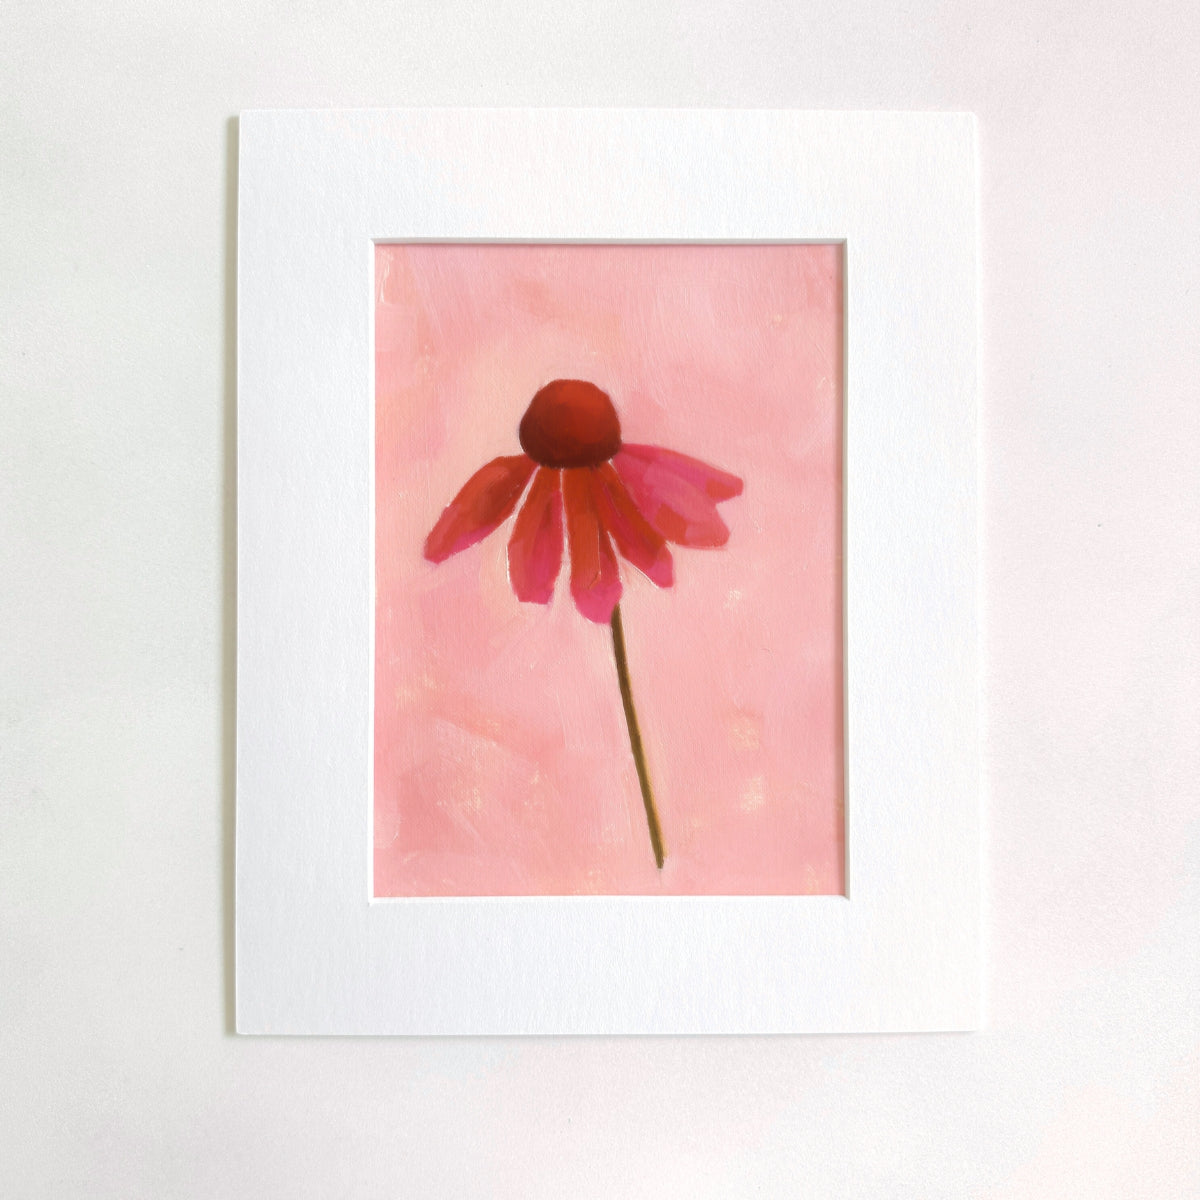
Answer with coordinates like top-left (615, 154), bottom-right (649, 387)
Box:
top-left (423, 379), bottom-right (743, 868)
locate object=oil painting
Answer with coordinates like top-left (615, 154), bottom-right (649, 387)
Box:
top-left (374, 242), bottom-right (843, 896)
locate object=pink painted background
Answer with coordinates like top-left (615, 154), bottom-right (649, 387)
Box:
top-left (374, 243), bottom-right (843, 895)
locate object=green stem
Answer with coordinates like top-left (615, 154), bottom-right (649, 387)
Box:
top-left (610, 603), bottom-right (665, 869)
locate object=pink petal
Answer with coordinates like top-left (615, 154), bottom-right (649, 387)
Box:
top-left (611, 449), bottom-right (732, 548)
top-left (424, 455), bottom-right (536, 563)
top-left (593, 463), bottom-right (673, 587)
top-left (562, 468), bottom-right (622, 623)
top-left (507, 468), bottom-right (564, 604)
top-left (618, 443), bottom-right (744, 501)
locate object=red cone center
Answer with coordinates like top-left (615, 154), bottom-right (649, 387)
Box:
top-left (519, 380), bottom-right (622, 468)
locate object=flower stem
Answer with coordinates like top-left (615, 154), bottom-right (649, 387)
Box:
top-left (610, 603), bottom-right (665, 869)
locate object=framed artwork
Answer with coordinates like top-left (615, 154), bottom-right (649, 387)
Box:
top-left (237, 109), bottom-right (980, 1033)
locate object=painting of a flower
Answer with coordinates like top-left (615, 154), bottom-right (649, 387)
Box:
top-left (375, 243), bottom-right (843, 896)
top-left (424, 378), bottom-right (744, 866)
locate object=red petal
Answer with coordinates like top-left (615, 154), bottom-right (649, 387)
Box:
top-left (562, 468), bottom-right (622, 623)
top-left (611, 448), bottom-right (732, 548)
top-left (593, 463), bottom-right (673, 587)
top-left (618, 443), bottom-right (743, 501)
top-left (424, 455), bottom-right (536, 563)
top-left (507, 468), bottom-right (564, 603)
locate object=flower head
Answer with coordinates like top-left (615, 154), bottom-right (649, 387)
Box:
top-left (424, 380), bottom-right (743, 623)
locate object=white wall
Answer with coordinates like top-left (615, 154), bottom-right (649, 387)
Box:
top-left (2, 1), bottom-right (1197, 1195)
